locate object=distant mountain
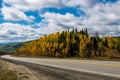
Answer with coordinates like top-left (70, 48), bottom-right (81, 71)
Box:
top-left (112, 36), bottom-right (120, 39)
top-left (0, 39), bottom-right (37, 53)
top-left (0, 42), bottom-right (18, 46)
top-left (0, 42), bottom-right (27, 53)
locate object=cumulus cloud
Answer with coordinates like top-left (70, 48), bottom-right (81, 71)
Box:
top-left (35, 12), bottom-right (85, 35)
top-left (62, 0), bottom-right (97, 7)
top-left (3, 0), bottom-right (98, 11)
top-left (80, 0), bottom-right (120, 25)
top-left (1, 6), bottom-right (34, 21)
top-left (0, 23), bottom-right (43, 43)
top-left (40, 12), bottom-right (82, 29)
top-left (3, 0), bottom-right (62, 11)
top-left (39, 12), bottom-right (120, 36)
top-left (86, 25), bottom-right (120, 36)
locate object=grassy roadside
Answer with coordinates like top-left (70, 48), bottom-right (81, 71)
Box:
top-left (0, 58), bottom-right (19, 80)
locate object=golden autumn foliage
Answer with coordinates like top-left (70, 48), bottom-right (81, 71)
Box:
top-left (15, 28), bottom-right (120, 58)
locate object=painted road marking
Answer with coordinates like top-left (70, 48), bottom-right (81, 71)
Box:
top-left (76, 62), bottom-right (120, 67)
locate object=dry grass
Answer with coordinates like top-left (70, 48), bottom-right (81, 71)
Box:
top-left (0, 70), bottom-right (18, 80)
top-left (0, 59), bottom-right (19, 80)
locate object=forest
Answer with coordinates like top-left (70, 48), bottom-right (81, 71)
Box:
top-left (15, 28), bottom-right (120, 58)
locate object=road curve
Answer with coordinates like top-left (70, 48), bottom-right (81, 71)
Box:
top-left (1, 55), bottom-right (120, 79)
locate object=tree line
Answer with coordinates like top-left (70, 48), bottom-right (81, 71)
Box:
top-left (15, 28), bottom-right (120, 58)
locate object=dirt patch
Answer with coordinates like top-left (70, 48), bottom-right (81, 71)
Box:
top-left (0, 58), bottom-right (39, 80)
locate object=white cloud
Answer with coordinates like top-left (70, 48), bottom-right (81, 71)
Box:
top-left (0, 23), bottom-right (43, 43)
top-left (39, 12), bottom-right (83, 34)
top-left (62, 0), bottom-right (97, 7)
top-left (1, 6), bottom-right (34, 21)
top-left (28, 16), bottom-right (35, 21)
top-left (80, 0), bottom-right (120, 25)
top-left (3, 0), bottom-right (62, 11)
top-left (87, 25), bottom-right (120, 36)
top-left (38, 12), bottom-right (120, 36)
top-left (3, 0), bottom-right (98, 11)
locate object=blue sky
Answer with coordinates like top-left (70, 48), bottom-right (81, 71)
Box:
top-left (0, 0), bottom-right (120, 43)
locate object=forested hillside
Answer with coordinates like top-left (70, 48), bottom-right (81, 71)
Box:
top-left (15, 28), bottom-right (120, 58)
top-left (0, 42), bottom-right (28, 53)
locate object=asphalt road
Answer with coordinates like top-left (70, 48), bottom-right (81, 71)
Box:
top-left (1, 55), bottom-right (120, 79)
